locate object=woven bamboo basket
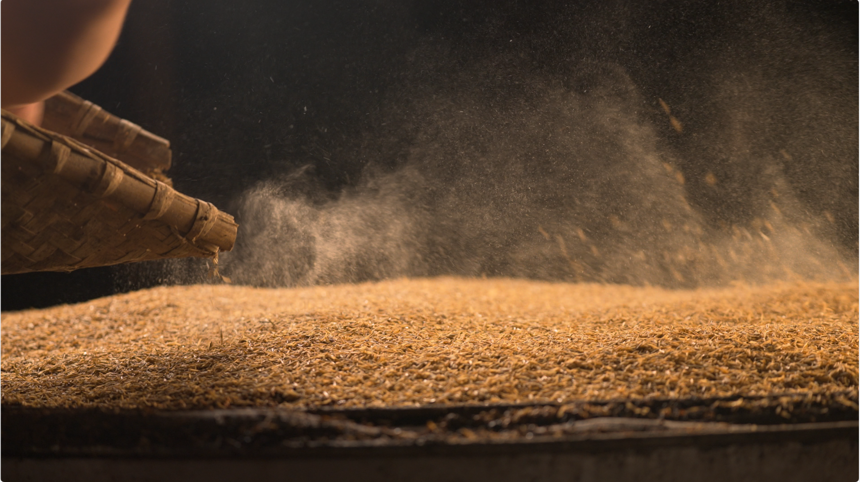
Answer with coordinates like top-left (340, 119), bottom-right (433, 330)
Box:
top-left (1, 109), bottom-right (238, 275)
top-left (41, 90), bottom-right (171, 177)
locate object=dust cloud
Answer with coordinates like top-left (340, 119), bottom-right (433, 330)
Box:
top-left (217, 8), bottom-right (857, 289)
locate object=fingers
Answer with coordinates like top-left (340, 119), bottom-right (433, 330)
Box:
top-left (1, 0), bottom-right (133, 107)
top-left (4, 102), bottom-right (46, 126)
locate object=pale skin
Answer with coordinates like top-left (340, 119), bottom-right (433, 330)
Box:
top-left (2, 0), bottom-right (133, 125)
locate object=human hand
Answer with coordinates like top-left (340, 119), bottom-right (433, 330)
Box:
top-left (2, 0), bottom-right (133, 125)
top-left (5, 102), bottom-right (45, 125)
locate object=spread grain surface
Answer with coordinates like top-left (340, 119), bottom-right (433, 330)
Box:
top-left (2, 277), bottom-right (857, 409)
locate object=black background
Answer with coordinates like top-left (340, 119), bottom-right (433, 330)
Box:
top-left (2, 0), bottom-right (857, 310)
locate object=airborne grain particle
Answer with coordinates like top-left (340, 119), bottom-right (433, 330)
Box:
top-left (658, 98), bottom-right (672, 115)
top-left (669, 115), bottom-right (683, 133)
top-left (704, 172), bottom-right (718, 186)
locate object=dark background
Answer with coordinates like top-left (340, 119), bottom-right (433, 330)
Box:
top-left (2, 0), bottom-right (857, 310)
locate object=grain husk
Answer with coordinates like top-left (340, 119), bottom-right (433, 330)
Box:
top-left (2, 277), bottom-right (856, 410)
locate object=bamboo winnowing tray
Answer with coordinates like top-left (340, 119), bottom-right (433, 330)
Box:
top-left (1, 97), bottom-right (236, 274)
top-left (40, 90), bottom-right (172, 177)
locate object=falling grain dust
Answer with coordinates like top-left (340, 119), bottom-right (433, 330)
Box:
top-left (219, 10), bottom-right (857, 289)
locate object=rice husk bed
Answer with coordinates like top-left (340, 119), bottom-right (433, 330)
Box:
top-left (1, 277), bottom-right (857, 411)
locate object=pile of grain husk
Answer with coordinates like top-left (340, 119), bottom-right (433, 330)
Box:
top-left (2, 277), bottom-right (857, 410)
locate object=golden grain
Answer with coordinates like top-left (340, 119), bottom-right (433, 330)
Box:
top-left (1, 277), bottom-right (856, 410)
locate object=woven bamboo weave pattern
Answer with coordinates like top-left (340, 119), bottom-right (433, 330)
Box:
top-left (41, 91), bottom-right (171, 175)
top-left (1, 111), bottom-right (237, 275)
